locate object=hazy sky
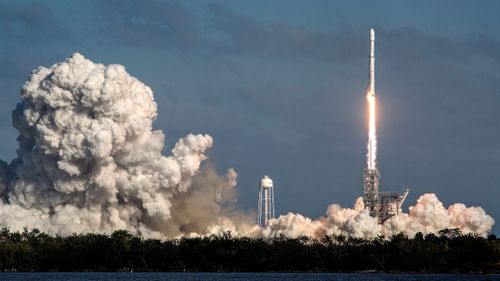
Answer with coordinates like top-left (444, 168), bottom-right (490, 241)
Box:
top-left (0, 0), bottom-right (499, 234)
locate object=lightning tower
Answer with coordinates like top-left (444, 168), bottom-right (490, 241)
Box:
top-left (258, 175), bottom-right (275, 227)
top-left (363, 28), bottom-right (410, 222)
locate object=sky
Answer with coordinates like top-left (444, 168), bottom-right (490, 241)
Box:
top-left (0, 0), bottom-right (499, 234)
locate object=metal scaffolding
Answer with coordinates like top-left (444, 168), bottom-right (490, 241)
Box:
top-left (363, 168), bottom-right (411, 223)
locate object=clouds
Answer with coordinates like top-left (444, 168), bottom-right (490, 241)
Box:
top-left (208, 3), bottom-right (363, 61)
top-left (4, 1), bottom-right (498, 64)
top-left (91, 0), bottom-right (202, 49)
top-left (0, 1), bottom-right (72, 44)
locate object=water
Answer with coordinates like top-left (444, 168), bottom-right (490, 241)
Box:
top-left (0, 273), bottom-right (498, 281)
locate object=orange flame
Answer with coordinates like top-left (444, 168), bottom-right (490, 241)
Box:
top-left (366, 90), bottom-right (377, 170)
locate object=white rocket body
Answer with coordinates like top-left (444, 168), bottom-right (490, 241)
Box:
top-left (368, 28), bottom-right (375, 94)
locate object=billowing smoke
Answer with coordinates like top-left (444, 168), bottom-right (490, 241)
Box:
top-left (163, 166), bottom-right (257, 237)
top-left (263, 194), bottom-right (494, 239)
top-left (0, 53), bottom-right (234, 238)
top-left (0, 53), bottom-right (494, 239)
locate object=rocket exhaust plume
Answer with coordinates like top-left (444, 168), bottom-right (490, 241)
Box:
top-left (366, 90), bottom-right (377, 170)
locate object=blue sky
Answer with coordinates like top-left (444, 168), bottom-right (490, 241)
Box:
top-left (0, 0), bottom-right (499, 234)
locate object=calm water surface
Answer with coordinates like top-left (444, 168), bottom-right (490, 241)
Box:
top-left (0, 273), bottom-right (498, 281)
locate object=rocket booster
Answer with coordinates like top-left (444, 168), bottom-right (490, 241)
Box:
top-left (368, 28), bottom-right (375, 95)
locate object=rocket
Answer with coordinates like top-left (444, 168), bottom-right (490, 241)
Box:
top-left (368, 28), bottom-right (375, 95)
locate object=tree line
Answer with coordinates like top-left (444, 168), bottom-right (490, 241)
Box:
top-left (0, 227), bottom-right (498, 273)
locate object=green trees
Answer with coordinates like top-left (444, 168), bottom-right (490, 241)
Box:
top-left (0, 228), bottom-right (497, 272)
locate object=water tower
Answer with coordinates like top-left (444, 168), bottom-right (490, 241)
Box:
top-left (258, 175), bottom-right (275, 227)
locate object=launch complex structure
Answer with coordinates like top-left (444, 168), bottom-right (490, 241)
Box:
top-left (363, 29), bottom-right (410, 223)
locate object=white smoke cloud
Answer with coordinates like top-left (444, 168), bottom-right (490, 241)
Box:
top-left (381, 193), bottom-right (495, 237)
top-left (263, 193), bottom-right (494, 239)
top-left (0, 53), bottom-right (494, 240)
top-left (0, 53), bottom-right (219, 237)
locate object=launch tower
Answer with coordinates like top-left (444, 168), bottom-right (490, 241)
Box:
top-left (258, 175), bottom-right (275, 227)
top-left (363, 29), bottom-right (410, 223)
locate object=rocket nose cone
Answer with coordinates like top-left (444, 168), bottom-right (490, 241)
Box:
top-left (370, 28), bottom-right (375, 41)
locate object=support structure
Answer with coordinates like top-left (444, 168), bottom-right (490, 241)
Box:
top-left (363, 168), bottom-right (380, 217)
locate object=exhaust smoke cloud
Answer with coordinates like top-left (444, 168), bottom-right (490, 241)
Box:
top-left (0, 54), bottom-right (494, 239)
top-left (0, 53), bottom-right (228, 238)
top-left (264, 194), bottom-right (494, 239)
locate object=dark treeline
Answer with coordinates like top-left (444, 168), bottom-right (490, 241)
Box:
top-left (0, 227), bottom-right (498, 273)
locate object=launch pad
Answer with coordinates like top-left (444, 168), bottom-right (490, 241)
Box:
top-left (363, 29), bottom-right (410, 223)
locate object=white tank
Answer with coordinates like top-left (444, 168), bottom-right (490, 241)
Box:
top-left (260, 175), bottom-right (273, 189)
